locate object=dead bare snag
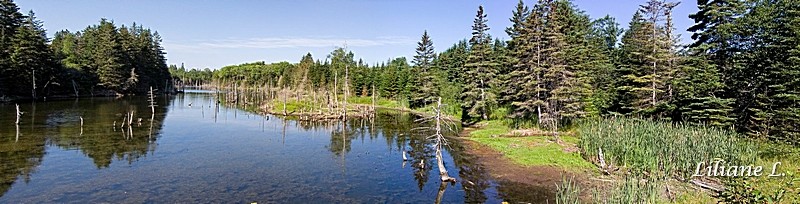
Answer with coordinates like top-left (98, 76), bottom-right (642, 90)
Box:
top-left (415, 97), bottom-right (457, 183)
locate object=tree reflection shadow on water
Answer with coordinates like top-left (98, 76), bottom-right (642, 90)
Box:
top-left (0, 97), bottom-right (169, 197)
top-left (1, 93), bottom-right (560, 203)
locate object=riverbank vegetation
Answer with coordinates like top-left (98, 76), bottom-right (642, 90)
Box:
top-left (167, 0), bottom-right (799, 202)
top-left (0, 0), bottom-right (171, 101)
top-left (169, 0), bottom-right (799, 200)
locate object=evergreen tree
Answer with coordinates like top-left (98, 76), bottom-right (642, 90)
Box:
top-left (88, 19), bottom-right (128, 93)
top-left (491, 38), bottom-right (512, 106)
top-left (539, 0), bottom-right (593, 132)
top-left (737, 0), bottom-right (800, 143)
top-left (673, 52), bottom-right (734, 127)
top-left (616, 1), bottom-right (680, 118)
top-left (10, 11), bottom-right (55, 98)
top-left (509, 0), bottom-right (546, 121)
top-left (0, 0), bottom-right (23, 96)
top-left (435, 41), bottom-right (468, 114)
top-left (673, 0), bottom-right (738, 127)
top-left (588, 15), bottom-right (623, 115)
top-left (461, 5), bottom-right (498, 122)
top-left (504, 0), bottom-right (530, 107)
top-left (294, 53), bottom-right (314, 90)
top-left (410, 30), bottom-right (438, 108)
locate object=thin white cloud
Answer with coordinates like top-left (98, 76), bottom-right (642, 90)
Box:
top-left (163, 36), bottom-right (416, 51)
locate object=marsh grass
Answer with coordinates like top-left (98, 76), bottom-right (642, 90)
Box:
top-left (556, 175), bottom-right (662, 203)
top-left (577, 117), bottom-right (758, 180)
top-left (595, 176), bottom-right (661, 204)
top-left (555, 176), bottom-right (581, 204)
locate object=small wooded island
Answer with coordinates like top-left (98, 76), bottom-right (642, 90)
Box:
top-left (0, 0), bottom-right (798, 203)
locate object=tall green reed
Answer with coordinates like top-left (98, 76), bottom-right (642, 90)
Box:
top-left (578, 117), bottom-right (758, 180)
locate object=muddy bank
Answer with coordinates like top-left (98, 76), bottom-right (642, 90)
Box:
top-left (456, 128), bottom-right (608, 203)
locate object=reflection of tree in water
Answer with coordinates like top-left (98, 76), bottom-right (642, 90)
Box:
top-left (0, 126), bottom-right (46, 197)
top-left (0, 97), bottom-right (170, 197)
top-left (48, 97), bottom-right (170, 168)
top-left (294, 110), bottom-right (492, 202)
top-left (442, 133), bottom-right (491, 203)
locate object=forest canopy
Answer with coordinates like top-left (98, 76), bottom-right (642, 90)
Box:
top-left (173, 0), bottom-right (800, 145)
top-left (0, 0), bottom-right (171, 99)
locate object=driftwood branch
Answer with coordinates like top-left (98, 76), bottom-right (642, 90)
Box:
top-left (690, 179), bottom-right (725, 192)
top-left (598, 147), bottom-right (610, 175)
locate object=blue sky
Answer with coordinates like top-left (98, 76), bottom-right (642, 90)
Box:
top-left (16, 0), bottom-right (698, 70)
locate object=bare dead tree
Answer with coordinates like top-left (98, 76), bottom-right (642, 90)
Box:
top-left (15, 104), bottom-right (21, 142)
top-left (414, 97), bottom-right (457, 182)
top-left (15, 104), bottom-right (22, 125)
top-left (148, 86), bottom-right (157, 115)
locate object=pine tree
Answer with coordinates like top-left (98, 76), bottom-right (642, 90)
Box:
top-left (616, 1), bottom-right (680, 118)
top-left (539, 0), bottom-right (594, 134)
top-left (674, 0), bottom-right (740, 127)
top-left (461, 5), bottom-right (498, 122)
top-left (739, 0), bottom-right (800, 143)
top-left (10, 11), bottom-right (55, 99)
top-left (509, 0), bottom-right (546, 121)
top-left (410, 30), bottom-right (438, 108)
top-left (0, 0), bottom-right (24, 96)
top-left (89, 19), bottom-right (128, 93)
top-left (588, 15), bottom-right (623, 115)
top-left (294, 53), bottom-right (314, 90)
top-left (504, 0), bottom-right (530, 107)
top-left (435, 41), bottom-right (468, 114)
top-left (674, 52), bottom-right (734, 127)
top-left (491, 38), bottom-right (512, 106)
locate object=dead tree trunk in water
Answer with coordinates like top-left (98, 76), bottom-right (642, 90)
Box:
top-left (15, 104), bottom-right (21, 142)
top-left (343, 51), bottom-right (349, 121)
top-left (416, 98), bottom-right (456, 183)
top-left (149, 86), bottom-right (156, 115)
top-left (433, 98), bottom-right (455, 182)
top-left (15, 104), bottom-right (21, 125)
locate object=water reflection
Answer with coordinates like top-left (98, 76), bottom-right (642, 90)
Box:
top-left (0, 91), bottom-right (547, 203)
top-left (0, 97), bottom-right (169, 196)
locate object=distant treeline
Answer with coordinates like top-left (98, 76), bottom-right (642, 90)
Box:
top-left (0, 0), bottom-right (171, 100)
top-left (173, 0), bottom-right (798, 144)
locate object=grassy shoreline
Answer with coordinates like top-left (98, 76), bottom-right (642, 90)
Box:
top-left (255, 95), bottom-right (798, 202)
top-left (465, 118), bottom-right (799, 203)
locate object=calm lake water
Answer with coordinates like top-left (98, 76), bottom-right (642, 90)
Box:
top-left (0, 90), bottom-right (545, 203)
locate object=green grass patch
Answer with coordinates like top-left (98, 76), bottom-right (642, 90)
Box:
top-left (468, 120), bottom-right (594, 170)
top-left (469, 120), bottom-right (510, 138)
top-left (269, 99), bottom-right (320, 113)
top-left (347, 96), bottom-right (403, 109)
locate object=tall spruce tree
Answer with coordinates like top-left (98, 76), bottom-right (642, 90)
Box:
top-left (589, 15), bottom-right (623, 115)
top-left (509, 0), bottom-right (546, 122)
top-left (0, 0), bottom-right (23, 96)
top-left (616, 1), bottom-right (680, 118)
top-left (676, 0), bottom-right (740, 127)
top-left (738, 0), bottom-right (800, 143)
top-left (410, 30), bottom-right (438, 108)
top-left (462, 5), bottom-right (498, 122)
top-left (89, 19), bottom-right (128, 93)
top-left (10, 11), bottom-right (55, 99)
top-left (539, 0), bottom-right (595, 134)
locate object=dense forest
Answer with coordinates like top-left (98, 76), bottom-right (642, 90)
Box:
top-left (0, 0), bottom-right (171, 100)
top-left (177, 0), bottom-right (798, 145)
